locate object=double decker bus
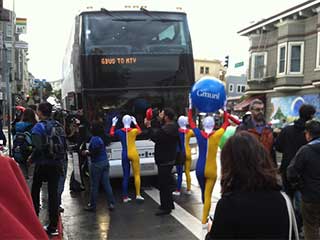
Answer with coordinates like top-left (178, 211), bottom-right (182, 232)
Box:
top-left (62, 4), bottom-right (198, 177)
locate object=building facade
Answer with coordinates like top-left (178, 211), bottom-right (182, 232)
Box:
top-left (194, 59), bottom-right (226, 82)
top-left (15, 40), bottom-right (29, 95)
top-left (226, 74), bottom-right (247, 113)
top-left (226, 74), bottom-right (247, 98)
top-left (238, 0), bottom-right (320, 121)
top-left (0, 8), bottom-right (30, 108)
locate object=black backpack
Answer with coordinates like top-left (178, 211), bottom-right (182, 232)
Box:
top-left (42, 120), bottom-right (67, 163)
top-left (12, 126), bottom-right (33, 163)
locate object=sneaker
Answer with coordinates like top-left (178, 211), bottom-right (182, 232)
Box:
top-left (186, 190), bottom-right (192, 195)
top-left (59, 206), bottom-right (64, 213)
top-left (43, 225), bottom-right (59, 236)
top-left (136, 195), bottom-right (144, 202)
top-left (109, 204), bottom-right (115, 211)
top-left (172, 190), bottom-right (181, 196)
top-left (123, 197), bottom-right (132, 203)
top-left (202, 223), bottom-right (208, 230)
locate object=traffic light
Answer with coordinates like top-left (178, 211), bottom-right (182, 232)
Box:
top-left (224, 55), bottom-right (229, 68)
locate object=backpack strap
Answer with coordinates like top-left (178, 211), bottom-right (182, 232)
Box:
top-left (25, 124), bottom-right (34, 133)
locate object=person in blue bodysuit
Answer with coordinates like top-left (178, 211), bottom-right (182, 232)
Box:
top-left (188, 96), bottom-right (239, 226)
top-left (173, 115), bottom-right (194, 196)
top-left (110, 115), bottom-right (144, 203)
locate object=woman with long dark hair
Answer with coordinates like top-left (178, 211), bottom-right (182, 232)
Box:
top-left (13, 108), bottom-right (37, 179)
top-left (206, 131), bottom-right (290, 239)
top-left (83, 121), bottom-right (115, 211)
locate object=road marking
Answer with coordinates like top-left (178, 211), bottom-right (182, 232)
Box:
top-left (145, 188), bottom-right (204, 240)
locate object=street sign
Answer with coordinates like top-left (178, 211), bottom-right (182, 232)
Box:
top-left (234, 61), bottom-right (244, 68)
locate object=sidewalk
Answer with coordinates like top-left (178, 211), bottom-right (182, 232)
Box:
top-left (25, 165), bottom-right (63, 240)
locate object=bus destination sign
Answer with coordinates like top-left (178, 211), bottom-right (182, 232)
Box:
top-left (101, 57), bottom-right (137, 65)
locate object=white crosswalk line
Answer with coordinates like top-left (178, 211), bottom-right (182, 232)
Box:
top-left (145, 188), bottom-right (203, 240)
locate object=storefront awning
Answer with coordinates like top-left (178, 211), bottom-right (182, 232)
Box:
top-left (233, 95), bottom-right (264, 111)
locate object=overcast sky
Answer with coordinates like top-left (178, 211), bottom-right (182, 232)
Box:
top-left (5, 0), bottom-right (306, 81)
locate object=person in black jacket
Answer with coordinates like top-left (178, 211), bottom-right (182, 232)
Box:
top-left (144, 108), bottom-right (179, 216)
top-left (206, 131), bottom-right (289, 240)
top-left (275, 104), bottom-right (316, 235)
top-left (287, 120), bottom-right (320, 240)
top-left (275, 104), bottom-right (316, 198)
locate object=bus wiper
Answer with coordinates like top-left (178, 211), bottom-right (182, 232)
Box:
top-left (100, 8), bottom-right (126, 21)
top-left (100, 8), bottom-right (114, 17)
top-left (140, 7), bottom-right (162, 20)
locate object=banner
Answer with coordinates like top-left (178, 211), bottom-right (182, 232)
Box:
top-left (16, 18), bottom-right (27, 34)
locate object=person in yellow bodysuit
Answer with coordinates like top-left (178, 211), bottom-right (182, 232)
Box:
top-left (110, 115), bottom-right (144, 203)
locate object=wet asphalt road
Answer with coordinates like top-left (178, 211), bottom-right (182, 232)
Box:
top-left (57, 154), bottom-right (221, 240)
top-left (23, 152), bottom-right (221, 240)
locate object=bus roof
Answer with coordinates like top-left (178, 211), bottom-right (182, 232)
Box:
top-left (77, 1), bottom-right (185, 15)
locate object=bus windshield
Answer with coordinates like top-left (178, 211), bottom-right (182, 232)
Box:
top-left (82, 11), bottom-right (192, 55)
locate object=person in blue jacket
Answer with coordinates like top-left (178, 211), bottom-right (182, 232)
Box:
top-left (83, 121), bottom-right (115, 212)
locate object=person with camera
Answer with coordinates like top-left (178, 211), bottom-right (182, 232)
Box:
top-left (144, 108), bottom-right (179, 216)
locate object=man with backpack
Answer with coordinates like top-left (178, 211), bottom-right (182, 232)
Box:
top-left (30, 102), bottom-right (67, 237)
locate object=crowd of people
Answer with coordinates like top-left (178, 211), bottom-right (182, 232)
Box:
top-left (0, 99), bottom-right (319, 239)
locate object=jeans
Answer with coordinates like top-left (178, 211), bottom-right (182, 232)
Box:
top-left (58, 157), bottom-right (68, 206)
top-left (175, 164), bottom-right (183, 191)
top-left (89, 160), bottom-right (115, 208)
top-left (301, 201), bottom-right (320, 240)
top-left (31, 164), bottom-right (62, 229)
